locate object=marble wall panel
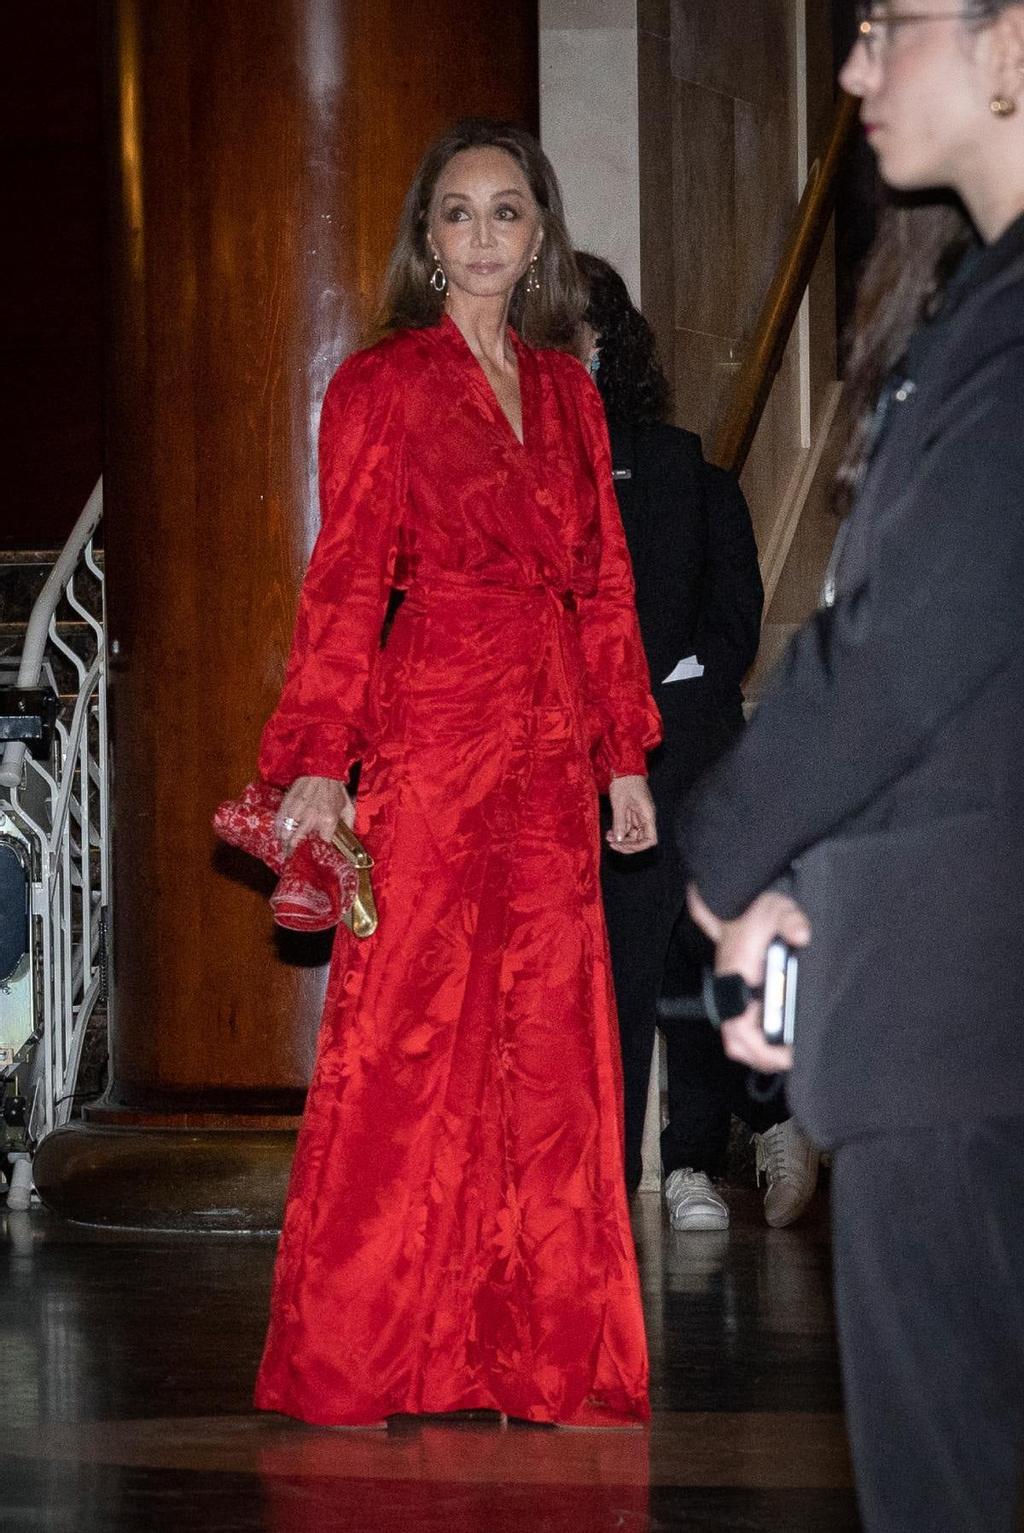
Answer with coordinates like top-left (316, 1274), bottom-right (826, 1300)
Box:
top-left (671, 0), bottom-right (792, 106)
top-left (740, 335), bottom-right (803, 549)
top-left (671, 327), bottom-right (739, 450)
top-left (671, 78), bottom-right (736, 336)
top-left (544, 0), bottom-right (636, 27)
top-left (638, 0), bottom-right (670, 38)
top-left (638, 26), bottom-right (674, 363)
top-left (733, 94), bottom-right (795, 337)
top-left (540, 12), bottom-right (642, 299)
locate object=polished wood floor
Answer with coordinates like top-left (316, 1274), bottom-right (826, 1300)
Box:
top-left (1, 1182), bottom-right (858, 1531)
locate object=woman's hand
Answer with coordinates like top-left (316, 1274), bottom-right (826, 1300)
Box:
top-left (687, 884), bottom-right (810, 1074)
top-left (606, 775), bottom-right (657, 854)
top-left (275, 775), bottom-right (354, 856)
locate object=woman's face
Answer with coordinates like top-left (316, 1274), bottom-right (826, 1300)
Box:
top-left (427, 147), bottom-right (543, 303)
top-left (840, 2), bottom-right (999, 193)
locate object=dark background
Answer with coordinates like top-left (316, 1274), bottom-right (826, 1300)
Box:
top-left (2, 3), bottom-right (879, 553)
top-left (833, 0), bottom-right (881, 349)
top-left (2, 7), bottom-right (104, 549)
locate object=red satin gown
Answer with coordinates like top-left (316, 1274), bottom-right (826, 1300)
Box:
top-left (254, 315), bottom-right (661, 1427)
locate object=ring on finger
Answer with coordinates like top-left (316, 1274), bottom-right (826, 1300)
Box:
top-left (281, 815), bottom-right (298, 833)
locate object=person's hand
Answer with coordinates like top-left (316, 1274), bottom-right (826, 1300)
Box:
top-left (274, 775), bottom-right (354, 856)
top-left (687, 884), bottom-right (810, 1074)
top-left (606, 775), bottom-right (657, 854)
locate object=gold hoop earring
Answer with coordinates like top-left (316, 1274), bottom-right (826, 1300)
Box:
top-left (525, 256), bottom-right (540, 295)
top-left (429, 258), bottom-right (447, 293)
top-left (990, 95), bottom-right (1017, 117)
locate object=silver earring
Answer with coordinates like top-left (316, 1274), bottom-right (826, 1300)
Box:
top-left (990, 95), bottom-right (1017, 117)
top-left (525, 256), bottom-right (540, 294)
top-left (430, 259), bottom-right (447, 293)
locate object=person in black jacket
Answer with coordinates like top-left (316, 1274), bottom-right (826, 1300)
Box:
top-left (578, 254), bottom-right (819, 1226)
top-left (683, 5), bottom-right (1024, 1528)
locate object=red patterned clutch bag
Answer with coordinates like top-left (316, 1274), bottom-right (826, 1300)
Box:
top-left (213, 781), bottom-right (376, 937)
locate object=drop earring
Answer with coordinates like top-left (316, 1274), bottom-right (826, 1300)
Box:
top-left (526, 256), bottom-right (541, 294)
top-left (429, 258), bottom-right (447, 293)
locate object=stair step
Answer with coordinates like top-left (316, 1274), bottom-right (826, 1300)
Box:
top-left (0, 550), bottom-right (62, 566)
top-left (0, 549), bottom-right (103, 568)
top-left (0, 620), bottom-right (92, 638)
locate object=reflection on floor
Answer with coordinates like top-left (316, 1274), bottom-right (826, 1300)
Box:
top-left (1, 1183), bottom-right (858, 1531)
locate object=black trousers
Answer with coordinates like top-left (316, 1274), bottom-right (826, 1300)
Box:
top-left (600, 798), bottom-right (682, 1196)
top-left (831, 1114), bottom-right (1024, 1532)
top-left (601, 736), bottom-right (786, 1194)
top-left (658, 909), bottom-right (787, 1178)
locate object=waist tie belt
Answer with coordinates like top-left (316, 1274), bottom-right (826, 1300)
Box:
top-left (400, 577), bottom-right (584, 715)
top-left (402, 574), bottom-right (578, 612)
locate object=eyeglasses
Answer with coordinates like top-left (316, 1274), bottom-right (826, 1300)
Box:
top-left (854, 7), bottom-right (988, 60)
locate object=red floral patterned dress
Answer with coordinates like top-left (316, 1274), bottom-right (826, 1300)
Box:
top-left (254, 316), bottom-right (661, 1426)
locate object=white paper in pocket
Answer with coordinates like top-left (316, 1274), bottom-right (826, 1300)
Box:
top-left (662, 655), bottom-right (705, 683)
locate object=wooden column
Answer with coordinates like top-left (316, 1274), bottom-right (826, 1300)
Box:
top-left (34, 0), bottom-right (538, 1229)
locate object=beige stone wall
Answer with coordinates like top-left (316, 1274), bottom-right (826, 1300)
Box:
top-left (540, 0), bottom-right (643, 301)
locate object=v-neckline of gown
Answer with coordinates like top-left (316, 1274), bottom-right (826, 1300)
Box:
top-left (441, 312), bottom-right (533, 452)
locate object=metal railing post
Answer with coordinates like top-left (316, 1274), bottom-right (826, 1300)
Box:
top-left (1, 478), bottom-right (110, 1153)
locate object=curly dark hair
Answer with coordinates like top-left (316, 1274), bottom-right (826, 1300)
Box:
top-left (576, 252), bottom-right (671, 424)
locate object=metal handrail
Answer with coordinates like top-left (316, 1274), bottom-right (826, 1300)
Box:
top-left (1, 477), bottom-right (103, 789)
top-left (0, 482), bottom-right (110, 1150)
top-left (712, 91), bottom-right (859, 476)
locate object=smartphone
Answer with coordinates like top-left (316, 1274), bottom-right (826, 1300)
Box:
top-left (762, 937), bottom-right (798, 1047)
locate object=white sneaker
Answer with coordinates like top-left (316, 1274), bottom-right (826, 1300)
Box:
top-left (664, 1168), bottom-right (730, 1231)
top-left (754, 1119), bottom-right (820, 1228)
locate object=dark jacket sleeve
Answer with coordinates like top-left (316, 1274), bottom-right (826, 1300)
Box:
top-left (682, 340), bottom-right (1024, 918)
top-left (573, 371), bottom-right (663, 786)
top-left (693, 465), bottom-right (763, 694)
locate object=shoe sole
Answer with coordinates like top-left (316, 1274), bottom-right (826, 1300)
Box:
top-left (763, 1198), bottom-right (813, 1229)
top-left (668, 1209), bottom-right (729, 1232)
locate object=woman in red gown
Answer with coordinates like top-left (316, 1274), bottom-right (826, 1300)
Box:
top-left (254, 119), bottom-right (661, 1429)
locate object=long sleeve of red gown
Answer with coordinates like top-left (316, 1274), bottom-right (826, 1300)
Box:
top-left (572, 371), bottom-right (662, 789)
top-left (259, 350), bottom-right (406, 787)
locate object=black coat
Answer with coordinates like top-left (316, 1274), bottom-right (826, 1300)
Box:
top-left (600, 419), bottom-right (763, 1192)
top-left (682, 216), bottom-right (1024, 1149)
top-left (607, 420), bottom-right (762, 794)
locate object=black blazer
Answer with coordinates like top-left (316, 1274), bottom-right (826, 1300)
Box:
top-left (608, 420), bottom-right (762, 790)
top-left (682, 218), bottom-right (1024, 1148)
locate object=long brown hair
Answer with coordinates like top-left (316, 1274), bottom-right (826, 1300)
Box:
top-left (837, 0), bottom-right (1012, 504)
top-left (374, 119), bottom-right (586, 350)
top-left (836, 198), bottom-right (971, 503)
